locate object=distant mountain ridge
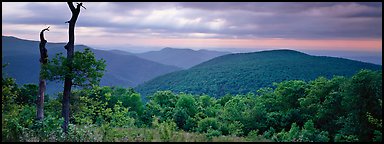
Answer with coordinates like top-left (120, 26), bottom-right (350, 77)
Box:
top-left (135, 49), bottom-right (382, 98)
top-left (135, 47), bottom-right (231, 69)
top-left (2, 36), bottom-right (181, 95)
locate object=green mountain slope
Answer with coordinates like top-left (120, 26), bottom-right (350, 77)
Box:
top-left (2, 36), bottom-right (181, 95)
top-left (136, 47), bottom-right (231, 69)
top-left (135, 49), bottom-right (382, 98)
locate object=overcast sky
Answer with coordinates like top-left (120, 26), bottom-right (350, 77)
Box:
top-left (2, 2), bottom-right (382, 53)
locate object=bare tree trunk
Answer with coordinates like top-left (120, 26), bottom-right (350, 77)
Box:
top-left (62, 2), bottom-right (83, 134)
top-left (37, 26), bottom-right (49, 121)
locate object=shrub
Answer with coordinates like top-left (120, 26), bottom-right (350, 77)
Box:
top-left (197, 117), bottom-right (219, 133)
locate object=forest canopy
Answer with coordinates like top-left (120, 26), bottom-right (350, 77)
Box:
top-left (2, 62), bottom-right (382, 142)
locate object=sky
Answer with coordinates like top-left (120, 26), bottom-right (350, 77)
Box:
top-left (2, 2), bottom-right (382, 58)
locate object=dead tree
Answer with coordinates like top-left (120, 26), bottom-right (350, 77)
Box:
top-left (62, 2), bottom-right (84, 133)
top-left (37, 26), bottom-right (50, 121)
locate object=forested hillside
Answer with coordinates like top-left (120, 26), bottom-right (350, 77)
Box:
top-left (3, 65), bottom-right (382, 142)
top-left (2, 36), bottom-right (181, 95)
top-left (135, 49), bottom-right (382, 98)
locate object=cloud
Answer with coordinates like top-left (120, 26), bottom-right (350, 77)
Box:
top-left (2, 2), bottom-right (382, 44)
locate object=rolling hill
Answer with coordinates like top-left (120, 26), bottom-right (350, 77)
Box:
top-left (2, 36), bottom-right (181, 96)
top-left (135, 49), bottom-right (382, 98)
top-left (135, 47), bottom-right (231, 69)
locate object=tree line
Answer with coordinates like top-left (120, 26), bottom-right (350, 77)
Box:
top-left (2, 65), bottom-right (382, 141)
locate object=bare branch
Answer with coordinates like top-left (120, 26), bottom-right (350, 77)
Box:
top-left (67, 2), bottom-right (75, 12)
top-left (77, 2), bottom-right (86, 10)
top-left (40, 26), bottom-right (50, 42)
top-left (42, 26), bottom-right (50, 32)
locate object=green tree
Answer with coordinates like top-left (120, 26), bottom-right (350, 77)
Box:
top-left (273, 120), bottom-right (329, 142)
top-left (222, 96), bottom-right (246, 122)
top-left (176, 94), bottom-right (197, 117)
top-left (18, 84), bottom-right (38, 106)
top-left (42, 48), bottom-right (106, 89)
top-left (340, 70), bottom-right (382, 141)
top-left (227, 121), bottom-right (244, 136)
top-left (173, 108), bottom-right (189, 130)
top-left (71, 86), bottom-right (111, 126)
top-left (109, 87), bottom-right (144, 118)
top-left (42, 47), bottom-right (106, 133)
top-left (143, 91), bottom-right (178, 125)
top-left (197, 117), bottom-right (220, 133)
top-left (299, 76), bottom-right (347, 140)
top-left (301, 120), bottom-right (329, 142)
top-left (110, 101), bottom-right (135, 128)
top-left (2, 64), bottom-right (19, 112)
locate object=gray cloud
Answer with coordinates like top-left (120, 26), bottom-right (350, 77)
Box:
top-left (2, 2), bottom-right (382, 39)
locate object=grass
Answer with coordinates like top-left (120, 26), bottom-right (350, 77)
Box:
top-left (104, 127), bottom-right (253, 142)
top-left (18, 124), bottom-right (271, 142)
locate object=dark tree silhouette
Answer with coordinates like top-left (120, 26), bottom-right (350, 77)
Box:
top-left (37, 26), bottom-right (50, 121)
top-left (62, 2), bottom-right (84, 133)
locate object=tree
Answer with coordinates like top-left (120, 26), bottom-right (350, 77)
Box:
top-left (142, 91), bottom-right (178, 125)
top-left (2, 64), bottom-right (19, 113)
top-left (197, 117), bottom-right (220, 133)
top-left (19, 84), bottom-right (38, 106)
top-left (339, 70), bottom-right (382, 141)
top-left (42, 47), bottom-right (106, 132)
top-left (37, 26), bottom-right (50, 121)
top-left (62, 2), bottom-right (85, 133)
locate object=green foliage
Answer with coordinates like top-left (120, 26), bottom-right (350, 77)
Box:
top-left (2, 104), bottom-right (31, 142)
top-left (71, 86), bottom-right (111, 125)
top-left (173, 94), bottom-right (198, 131)
top-left (217, 94), bottom-right (232, 106)
top-left (151, 117), bottom-right (177, 142)
top-left (110, 101), bottom-right (135, 128)
top-left (273, 120), bottom-right (329, 142)
top-left (152, 90), bottom-right (178, 108)
top-left (143, 91), bottom-right (178, 124)
top-left (373, 130), bottom-right (382, 142)
top-left (176, 94), bottom-right (197, 117)
top-left (197, 117), bottom-right (220, 133)
top-left (30, 115), bottom-right (64, 141)
top-left (173, 108), bottom-right (189, 130)
top-left (339, 70), bottom-right (382, 141)
top-left (70, 86), bottom-right (137, 129)
top-left (334, 133), bottom-right (359, 142)
top-left (2, 70), bottom-right (19, 112)
top-left (300, 120), bottom-right (329, 142)
top-left (2, 67), bottom-right (382, 142)
top-left (44, 98), bottom-right (62, 119)
top-left (286, 123), bottom-right (300, 141)
top-left (274, 80), bottom-right (308, 109)
top-left (184, 116), bottom-right (197, 132)
top-left (17, 84), bottom-right (38, 105)
top-left (2, 66), bottom-right (38, 141)
top-left (42, 48), bottom-right (106, 88)
top-left (109, 87), bottom-right (144, 117)
top-left (263, 127), bottom-right (276, 139)
top-left (136, 50), bottom-right (382, 98)
top-left (222, 97), bottom-right (246, 122)
top-left (205, 128), bottom-right (222, 141)
top-left (246, 129), bottom-right (271, 142)
top-left (227, 121), bottom-right (244, 136)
